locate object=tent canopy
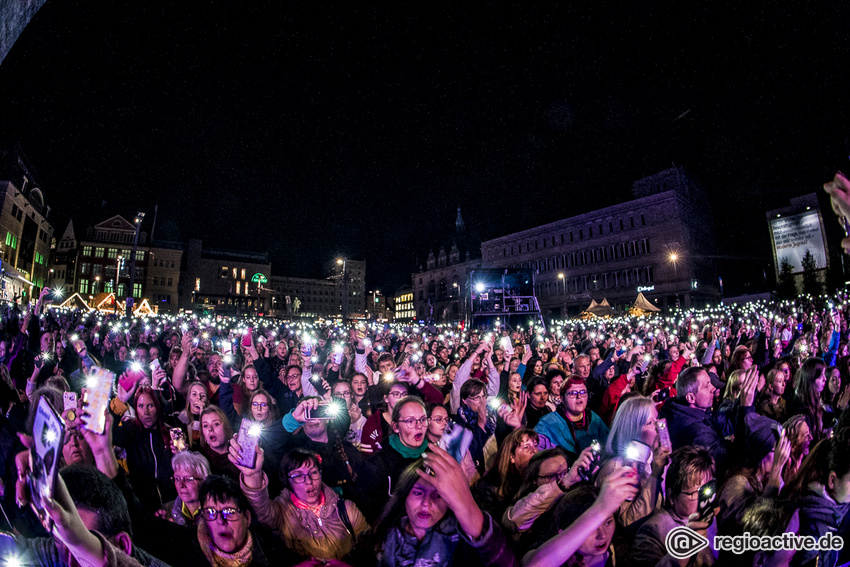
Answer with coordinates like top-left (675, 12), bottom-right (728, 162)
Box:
top-left (632, 292), bottom-right (660, 313)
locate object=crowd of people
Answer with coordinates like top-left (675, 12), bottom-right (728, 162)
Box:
top-left (4, 174), bottom-right (850, 566)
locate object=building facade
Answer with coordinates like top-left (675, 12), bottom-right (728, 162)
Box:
top-left (393, 288), bottom-right (414, 322)
top-left (268, 275), bottom-right (337, 318)
top-left (181, 239), bottom-right (272, 315)
top-left (326, 259), bottom-right (366, 319)
top-left (412, 251), bottom-right (482, 323)
top-left (0, 145), bottom-right (53, 299)
top-left (480, 167), bottom-right (721, 317)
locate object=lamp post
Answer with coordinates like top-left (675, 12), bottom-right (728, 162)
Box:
top-left (337, 258), bottom-right (348, 325)
top-left (669, 252), bottom-right (681, 308)
top-left (127, 211), bottom-right (145, 317)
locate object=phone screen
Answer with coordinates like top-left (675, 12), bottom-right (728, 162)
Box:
top-left (31, 396), bottom-right (65, 527)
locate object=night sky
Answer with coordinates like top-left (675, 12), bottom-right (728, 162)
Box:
top-left (1, 1), bottom-right (848, 295)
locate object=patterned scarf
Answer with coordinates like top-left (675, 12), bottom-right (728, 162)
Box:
top-left (457, 402), bottom-right (496, 436)
top-left (380, 516), bottom-right (461, 567)
top-left (197, 519), bottom-right (254, 567)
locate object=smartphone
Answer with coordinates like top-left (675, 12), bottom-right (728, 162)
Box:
top-left (301, 338), bottom-right (313, 357)
top-left (118, 361), bottom-right (147, 392)
top-left (63, 392), bottom-right (78, 421)
top-left (623, 440), bottom-right (652, 472)
top-left (656, 387), bottom-right (671, 402)
top-left (150, 358), bottom-right (162, 373)
top-left (437, 421), bottom-right (473, 465)
top-left (697, 479), bottom-right (717, 522)
top-left (236, 420), bottom-right (262, 468)
top-left (333, 346), bottom-right (344, 365)
top-left (221, 341), bottom-right (233, 356)
top-left (170, 428), bottom-right (187, 452)
top-left (30, 396), bottom-right (65, 529)
top-left (578, 439), bottom-right (602, 482)
top-left (242, 327), bottom-right (253, 347)
top-left (81, 367), bottom-right (115, 435)
top-left (656, 418), bottom-right (672, 452)
top-left (306, 401), bottom-right (343, 420)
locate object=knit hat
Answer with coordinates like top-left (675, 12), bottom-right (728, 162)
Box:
top-left (744, 412), bottom-right (779, 468)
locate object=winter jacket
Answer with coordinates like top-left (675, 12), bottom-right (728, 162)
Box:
top-left (632, 507), bottom-right (718, 567)
top-left (793, 482), bottom-right (850, 567)
top-left (111, 414), bottom-right (176, 512)
top-left (353, 443), bottom-right (419, 523)
top-left (240, 476), bottom-right (368, 560)
top-left (657, 398), bottom-right (751, 474)
top-left (14, 531), bottom-right (166, 567)
top-left (360, 410), bottom-right (391, 454)
top-left (534, 409), bottom-right (609, 462)
top-left (378, 512), bottom-right (518, 567)
top-left (253, 356), bottom-right (299, 414)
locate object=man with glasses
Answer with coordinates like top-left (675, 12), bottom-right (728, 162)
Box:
top-left (333, 380), bottom-right (367, 446)
top-left (534, 375), bottom-right (610, 462)
top-left (632, 446), bottom-right (718, 566)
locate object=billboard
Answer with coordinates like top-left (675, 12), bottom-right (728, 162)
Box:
top-left (769, 211), bottom-right (827, 275)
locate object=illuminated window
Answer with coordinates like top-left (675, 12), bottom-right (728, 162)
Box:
top-left (195, 278), bottom-right (200, 291)
top-left (241, 269), bottom-right (246, 280)
top-left (79, 279), bottom-right (89, 294)
top-left (135, 250), bottom-right (144, 261)
top-left (82, 246), bottom-right (92, 256)
top-left (233, 268), bottom-right (237, 279)
top-left (94, 247), bottom-right (105, 257)
top-left (221, 266), bottom-right (228, 278)
top-left (108, 248), bottom-right (118, 259)
top-left (133, 283), bottom-right (142, 298)
top-left (236, 281), bottom-right (241, 294)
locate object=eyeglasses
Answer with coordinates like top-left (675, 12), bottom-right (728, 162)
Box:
top-left (429, 416), bottom-right (449, 424)
top-left (388, 391), bottom-right (407, 399)
top-left (538, 469), bottom-right (568, 483)
top-left (286, 373), bottom-right (301, 380)
top-left (565, 390), bottom-right (588, 398)
top-left (465, 393), bottom-right (486, 403)
top-left (251, 401), bottom-right (268, 408)
top-left (335, 391), bottom-right (352, 398)
top-left (288, 469), bottom-right (322, 484)
top-left (201, 507), bottom-right (243, 522)
top-left (680, 487), bottom-right (703, 499)
top-left (172, 475), bottom-right (199, 485)
top-left (397, 417), bottom-right (429, 428)
top-left (63, 430), bottom-right (84, 445)
top-left (743, 355), bottom-right (753, 361)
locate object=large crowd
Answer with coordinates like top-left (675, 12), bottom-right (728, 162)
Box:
top-left (4, 175), bottom-right (850, 567)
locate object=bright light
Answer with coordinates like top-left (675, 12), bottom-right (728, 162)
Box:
top-left (669, 253), bottom-right (678, 262)
top-left (558, 273), bottom-right (564, 279)
top-left (45, 429), bottom-right (57, 444)
top-left (223, 355), bottom-right (233, 364)
top-left (474, 283), bottom-right (485, 293)
top-left (248, 424), bottom-right (262, 437)
top-left (131, 362), bottom-right (142, 372)
top-left (5, 554), bottom-right (23, 567)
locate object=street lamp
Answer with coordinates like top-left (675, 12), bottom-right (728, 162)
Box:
top-left (558, 272), bottom-right (564, 293)
top-left (668, 252), bottom-right (681, 308)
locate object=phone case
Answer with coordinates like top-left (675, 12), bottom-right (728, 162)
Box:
top-left (82, 367), bottom-right (115, 435)
top-left (236, 420), bottom-right (262, 467)
top-left (31, 396), bottom-right (65, 527)
top-left (656, 418), bottom-right (672, 452)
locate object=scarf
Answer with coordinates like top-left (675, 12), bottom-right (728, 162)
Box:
top-left (197, 518), bottom-right (254, 567)
top-left (457, 403), bottom-right (497, 436)
top-left (380, 516), bottom-right (461, 567)
top-left (388, 433), bottom-right (429, 459)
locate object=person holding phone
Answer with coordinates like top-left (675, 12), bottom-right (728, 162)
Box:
top-left (231, 446), bottom-right (368, 561)
top-left (632, 446), bottom-right (718, 567)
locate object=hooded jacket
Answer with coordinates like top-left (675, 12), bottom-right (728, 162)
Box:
top-left (793, 483), bottom-right (850, 567)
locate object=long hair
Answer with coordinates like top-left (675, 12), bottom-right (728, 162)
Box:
top-left (783, 426), bottom-right (850, 500)
top-left (728, 346), bottom-right (751, 375)
top-left (514, 448), bottom-right (568, 501)
top-left (246, 388), bottom-right (277, 426)
top-left (603, 395), bottom-right (655, 461)
top-left (132, 385), bottom-right (170, 445)
top-left (199, 405), bottom-right (234, 451)
top-left (523, 356), bottom-right (543, 385)
top-left (794, 358), bottom-right (826, 440)
top-left (183, 380), bottom-right (210, 448)
top-left (366, 458), bottom-right (438, 556)
top-left (483, 427), bottom-right (539, 499)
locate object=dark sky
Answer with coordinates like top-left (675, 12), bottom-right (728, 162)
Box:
top-left (1, 1), bottom-right (848, 295)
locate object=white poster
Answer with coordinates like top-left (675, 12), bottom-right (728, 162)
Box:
top-left (770, 211), bottom-right (827, 275)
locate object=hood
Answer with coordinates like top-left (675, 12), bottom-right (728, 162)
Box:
top-left (798, 483), bottom-right (849, 525)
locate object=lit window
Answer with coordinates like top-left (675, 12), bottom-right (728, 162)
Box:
top-left (236, 281), bottom-right (241, 295)
top-left (94, 247), bottom-right (105, 257)
top-left (195, 278), bottom-right (200, 291)
top-left (241, 268), bottom-right (246, 280)
top-left (83, 246), bottom-right (92, 256)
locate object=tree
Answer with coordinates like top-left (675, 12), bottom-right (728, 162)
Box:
top-left (801, 249), bottom-right (821, 296)
top-left (777, 258), bottom-right (797, 299)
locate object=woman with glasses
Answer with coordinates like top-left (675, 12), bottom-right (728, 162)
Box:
top-left (161, 450), bottom-right (211, 525)
top-left (231, 446), bottom-right (368, 561)
top-left (502, 447), bottom-right (594, 540)
top-left (534, 375), bottom-right (610, 463)
top-left (354, 397), bottom-right (432, 523)
top-left (723, 345), bottom-right (754, 381)
top-left (360, 381), bottom-right (410, 454)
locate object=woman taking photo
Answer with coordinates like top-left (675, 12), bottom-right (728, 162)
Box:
top-left (231, 446), bottom-right (368, 561)
top-left (788, 357), bottom-right (828, 441)
top-left (356, 446), bottom-right (517, 567)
